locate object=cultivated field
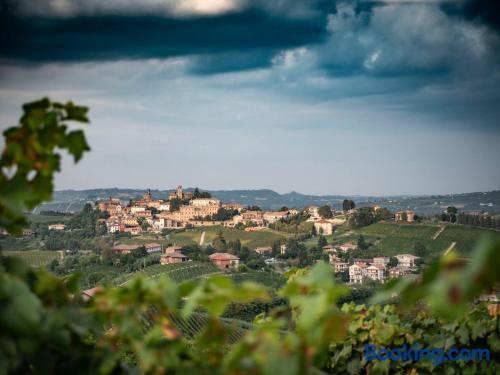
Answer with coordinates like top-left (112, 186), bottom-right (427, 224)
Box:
top-left (3, 250), bottom-right (62, 267)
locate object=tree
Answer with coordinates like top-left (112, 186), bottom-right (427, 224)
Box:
top-left (318, 205), bottom-right (333, 219)
top-left (388, 256), bottom-right (398, 267)
top-left (342, 199), bottom-right (355, 212)
top-left (279, 206), bottom-right (289, 212)
top-left (318, 235), bottom-right (327, 248)
top-left (212, 230), bottom-right (227, 252)
top-left (0, 98), bottom-right (90, 236)
top-left (401, 211), bottom-right (408, 221)
top-left (246, 205), bottom-right (261, 211)
top-left (169, 197), bottom-right (182, 212)
top-left (357, 235), bottom-right (369, 250)
top-left (414, 242), bottom-right (428, 257)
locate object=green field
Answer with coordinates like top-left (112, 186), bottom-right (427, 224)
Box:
top-left (26, 213), bottom-right (73, 225)
top-left (168, 226), bottom-right (290, 249)
top-left (118, 226), bottom-right (290, 250)
top-left (3, 250), bottom-right (62, 267)
top-left (339, 222), bottom-right (500, 258)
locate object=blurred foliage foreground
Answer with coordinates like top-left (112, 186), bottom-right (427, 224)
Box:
top-left (1, 99), bottom-right (499, 374)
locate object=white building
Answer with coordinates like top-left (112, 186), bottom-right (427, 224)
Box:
top-left (131, 206), bottom-right (146, 213)
top-left (314, 220), bottom-right (333, 235)
top-left (158, 203), bottom-right (170, 211)
top-left (396, 254), bottom-right (420, 268)
top-left (190, 198), bottom-right (220, 207)
top-left (373, 257), bottom-right (390, 267)
top-left (365, 264), bottom-right (386, 283)
top-left (349, 263), bottom-right (367, 284)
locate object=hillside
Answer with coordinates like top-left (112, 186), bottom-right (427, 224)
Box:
top-left (330, 222), bottom-right (500, 260)
top-left (33, 188), bottom-right (500, 215)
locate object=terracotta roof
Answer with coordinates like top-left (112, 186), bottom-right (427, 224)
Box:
top-left (82, 286), bottom-right (103, 300)
top-left (112, 244), bottom-right (139, 251)
top-left (162, 252), bottom-right (187, 259)
top-left (209, 252), bottom-right (239, 261)
top-left (145, 243), bottom-right (162, 248)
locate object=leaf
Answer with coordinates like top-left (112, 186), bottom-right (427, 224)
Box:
top-left (65, 130), bottom-right (91, 162)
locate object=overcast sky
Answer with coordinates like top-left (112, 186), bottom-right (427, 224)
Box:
top-left (1, 0), bottom-right (499, 195)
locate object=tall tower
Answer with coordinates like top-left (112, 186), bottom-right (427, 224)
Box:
top-left (176, 185), bottom-right (183, 199)
top-left (144, 189), bottom-right (152, 202)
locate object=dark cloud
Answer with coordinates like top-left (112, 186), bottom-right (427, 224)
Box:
top-left (441, 0), bottom-right (500, 31)
top-left (0, 6), bottom-right (327, 66)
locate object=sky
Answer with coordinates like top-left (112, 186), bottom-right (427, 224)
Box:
top-left (0, 0), bottom-right (499, 196)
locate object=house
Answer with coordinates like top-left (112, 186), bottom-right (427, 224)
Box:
top-left (241, 210), bottom-right (264, 224)
top-left (365, 264), bottom-right (386, 283)
top-left (255, 246), bottom-right (273, 255)
top-left (81, 286), bottom-right (103, 301)
top-left (307, 206), bottom-right (320, 218)
top-left (263, 211), bottom-right (289, 224)
top-left (280, 244), bottom-right (287, 254)
top-left (396, 254), bottom-right (420, 268)
top-left (209, 253), bottom-right (240, 269)
top-left (314, 220), bottom-right (333, 235)
top-left (332, 261), bottom-right (349, 273)
top-left (389, 266), bottom-right (412, 279)
top-left (112, 244), bottom-right (140, 254)
top-left (144, 243), bottom-right (162, 254)
top-left (123, 226), bottom-right (142, 235)
top-left (339, 242), bottom-right (357, 252)
top-left (395, 211), bottom-right (415, 222)
top-left (222, 202), bottom-right (244, 212)
top-left (349, 263), bottom-right (367, 284)
top-left (373, 257), bottom-right (390, 267)
top-left (161, 251), bottom-right (188, 264)
top-left (165, 246), bottom-right (183, 253)
top-left (322, 245), bottom-right (336, 253)
top-left (48, 223), bottom-right (66, 231)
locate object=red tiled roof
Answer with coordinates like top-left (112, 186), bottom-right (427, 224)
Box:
top-left (209, 252), bottom-right (239, 261)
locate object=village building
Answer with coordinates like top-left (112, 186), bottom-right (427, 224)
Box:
top-left (389, 266), bottom-right (412, 279)
top-left (160, 251), bottom-right (188, 265)
top-left (263, 211), bottom-right (289, 224)
top-left (144, 243), bottom-right (162, 254)
top-left (338, 242), bottom-right (357, 252)
top-left (222, 202), bottom-right (244, 212)
top-left (332, 262), bottom-right (349, 273)
top-left (165, 246), bottom-right (183, 253)
top-left (349, 263), bottom-right (367, 284)
top-left (169, 185), bottom-right (193, 201)
top-left (241, 210), bottom-right (264, 224)
top-left (255, 246), bottom-right (273, 255)
top-left (209, 253), bottom-right (240, 269)
top-left (307, 206), bottom-right (320, 219)
top-left (48, 223), bottom-right (66, 231)
top-left (365, 264), bottom-right (386, 283)
top-left (314, 220), bottom-right (333, 235)
top-left (395, 211), bottom-right (415, 222)
top-left (395, 254), bottom-right (420, 268)
top-left (280, 244), bottom-right (287, 254)
top-left (373, 257), bottom-right (390, 267)
top-left (112, 244), bottom-right (140, 254)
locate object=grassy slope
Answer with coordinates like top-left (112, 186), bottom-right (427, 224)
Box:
top-left (333, 222), bottom-right (500, 258)
top-left (3, 250), bottom-right (62, 267)
top-left (118, 227), bottom-right (289, 249)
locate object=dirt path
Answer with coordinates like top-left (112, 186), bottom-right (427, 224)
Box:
top-left (433, 225), bottom-right (445, 240)
top-left (443, 242), bottom-right (456, 255)
top-left (199, 231), bottom-right (206, 246)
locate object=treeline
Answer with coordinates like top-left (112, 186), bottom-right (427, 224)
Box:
top-left (457, 212), bottom-right (500, 230)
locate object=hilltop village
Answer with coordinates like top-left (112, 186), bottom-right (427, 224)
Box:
top-left (95, 186), bottom-right (421, 284)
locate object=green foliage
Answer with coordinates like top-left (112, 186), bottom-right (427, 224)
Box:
top-left (0, 98), bottom-right (90, 235)
top-left (318, 205), bottom-right (333, 219)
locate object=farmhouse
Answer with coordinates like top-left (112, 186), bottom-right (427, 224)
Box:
top-left (322, 245), bottom-right (336, 253)
top-left (373, 257), bottom-right (390, 267)
top-left (338, 242), bottom-right (357, 252)
top-left (144, 243), bottom-right (162, 254)
top-left (314, 220), bottom-right (333, 235)
top-left (209, 253), bottom-right (240, 269)
top-left (161, 251), bottom-right (188, 265)
top-left (349, 263), bottom-right (367, 284)
top-left (395, 211), bottom-right (415, 222)
top-left (389, 266), bottom-right (412, 279)
top-left (112, 244), bottom-right (139, 254)
top-left (255, 246), bottom-right (273, 255)
top-left (364, 264), bottom-right (386, 283)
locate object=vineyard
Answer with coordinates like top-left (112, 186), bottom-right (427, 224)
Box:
top-left (2, 250), bottom-right (62, 267)
top-left (229, 271), bottom-right (286, 290)
top-left (113, 261), bottom-right (221, 285)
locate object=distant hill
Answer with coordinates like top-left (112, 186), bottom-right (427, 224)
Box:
top-left (33, 188), bottom-right (500, 216)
